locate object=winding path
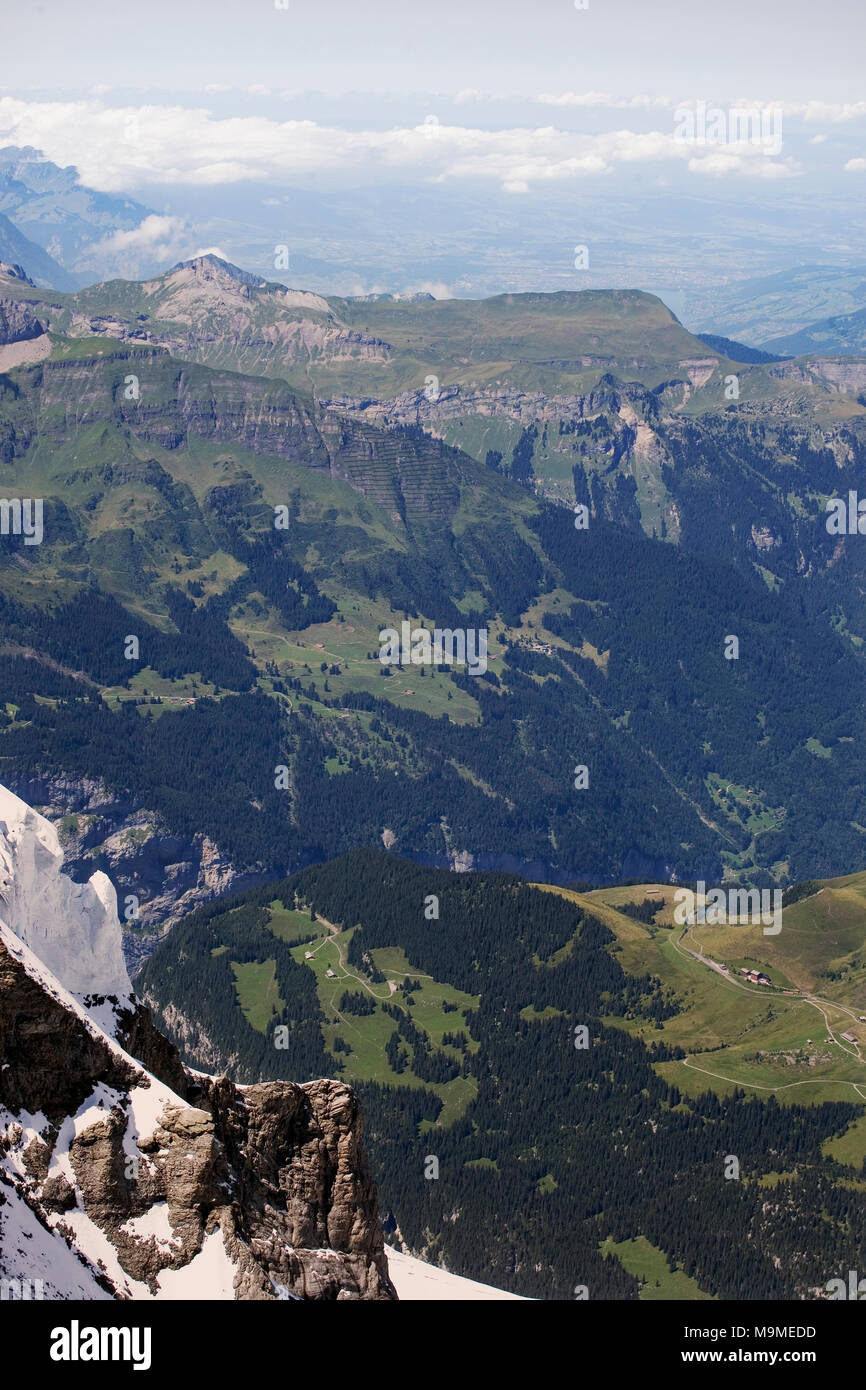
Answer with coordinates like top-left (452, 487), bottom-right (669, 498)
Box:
top-left (669, 925), bottom-right (866, 1098)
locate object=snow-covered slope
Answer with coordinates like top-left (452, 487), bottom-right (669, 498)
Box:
top-left (0, 784), bottom-right (131, 1002)
top-left (0, 782), bottom-right (395, 1301)
top-left (384, 1246), bottom-right (526, 1301)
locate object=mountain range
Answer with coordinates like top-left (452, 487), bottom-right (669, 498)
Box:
top-left (764, 306), bottom-right (866, 358)
top-left (0, 147), bottom-right (160, 286)
top-left (0, 214), bottom-right (73, 292)
top-left (1, 253), bottom-right (866, 957)
top-left (694, 263), bottom-right (866, 347)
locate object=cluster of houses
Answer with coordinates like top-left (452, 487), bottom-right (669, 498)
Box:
top-left (740, 967), bottom-right (772, 986)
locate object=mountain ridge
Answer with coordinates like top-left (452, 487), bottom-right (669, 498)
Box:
top-left (0, 783), bottom-right (396, 1300)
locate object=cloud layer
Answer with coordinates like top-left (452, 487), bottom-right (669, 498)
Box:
top-left (0, 96), bottom-right (820, 194)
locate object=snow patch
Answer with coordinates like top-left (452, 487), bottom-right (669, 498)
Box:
top-left (120, 1202), bottom-right (182, 1251)
top-left (154, 1226), bottom-right (238, 1300)
top-left (385, 1246), bottom-right (527, 1301)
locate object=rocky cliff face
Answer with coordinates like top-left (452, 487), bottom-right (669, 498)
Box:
top-left (3, 345), bottom-right (475, 531)
top-left (8, 773), bottom-right (267, 973)
top-left (0, 784), bottom-right (395, 1300)
top-left (0, 295), bottom-right (43, 345)
top-left (326, 370), bottom-right (866, 590)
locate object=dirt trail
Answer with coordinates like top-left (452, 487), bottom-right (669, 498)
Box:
top-left (670, 926), bottom-right (866, 1094)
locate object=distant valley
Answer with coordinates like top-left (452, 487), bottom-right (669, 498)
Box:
top-left (2, 255), bottom-right (866, 952)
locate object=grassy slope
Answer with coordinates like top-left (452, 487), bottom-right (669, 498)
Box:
top-left (599, 1236), bottom-right (714, 1301)
top-left (222, 870), bottom-right (866, 1154)
top-left (537, 880), bottom-right (866, 1161)
top-left (254, 903), bottom-right (481, 1126)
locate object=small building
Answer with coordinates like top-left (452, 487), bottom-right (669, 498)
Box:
top-left (304, 951), bottom-right (314, 960)
top-left (841, 1031), bottom-right (857, 1043)
top-left (325, 967), bottom-right (336, 978)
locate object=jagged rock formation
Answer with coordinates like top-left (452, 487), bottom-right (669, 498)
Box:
top-left (7, 254), bottom-right (391, 372)
top-left (0, 785), bottom-right (395, 1300)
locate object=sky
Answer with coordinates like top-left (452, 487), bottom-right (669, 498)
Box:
top-left (0, 0), bottom-right (864, 319)
top-left (9, 0), bottom-right (866, 104)
top-left (3, 0), bottom-right (865, 196)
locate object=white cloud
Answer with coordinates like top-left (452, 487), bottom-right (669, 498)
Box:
top-left (536, 91), bottom-right (612, 107)
top-left (78, 214), bottom-right (191, 274)
top-left (536, 91), bottom-right (673, 110)
top-left (0, 96), bottom-right (804, 196)
top-left (87, 213), bottom-right (188, 257)
top-left (729, 98), bottom-right (866, 126)
top-left (844, 157), bottom-right (866, 172)
top-left (781, 100), bottom-right (866, 123)
top-left (79, 214), bottom-right (191, 276)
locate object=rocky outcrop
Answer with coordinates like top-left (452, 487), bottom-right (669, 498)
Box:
top-left (0, 292), bottom-right (49, 368)
top-left (0, 785), bottom-right (396, 1300)
top-left (20, 255), bottom-right (391, 373)
top-left (0, 296), bottom-right (43, 344)
top-left (320, 375), bottom-right (646, 432)
top-left (0, 263), bottom-right (36, 287)
top-left (190, 1074), bottom-right (393, 1299)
